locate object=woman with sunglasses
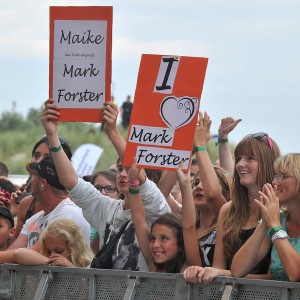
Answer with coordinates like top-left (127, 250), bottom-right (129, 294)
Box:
top-left (232, 153), bottom-right (300, 281)
top-left (186, 132), bottom-right (281, 284)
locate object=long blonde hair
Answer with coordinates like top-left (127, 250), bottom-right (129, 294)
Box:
top-left (41, 219), bottom-right (94, 267)
top-left (223, 134), bottom-right (280, 259)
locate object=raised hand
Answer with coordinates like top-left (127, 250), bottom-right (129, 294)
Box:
top-left (193, 111), bottom-right (212, 150)
top-left (40, 99), bottom-right (60, 136)
top-left (254, 183), bottom-right (281, 229)
top-left (176, 162), bottom-right (190, 186)
top-left (127, 157), bottom-right (142, 183)
top-left (101, 102), bottom-right (119, 134)
top-left (218, 117), bottom-right (241, 139)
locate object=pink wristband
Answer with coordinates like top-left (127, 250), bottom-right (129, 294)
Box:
top-left (128, 180), bottom-right (140, 186)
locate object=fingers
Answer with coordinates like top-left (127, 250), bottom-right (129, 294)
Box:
top-left (183, 266), bottom-right (203, 284)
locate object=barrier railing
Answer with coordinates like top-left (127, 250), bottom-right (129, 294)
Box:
top-left (1, 264), bottom-right (300, 300)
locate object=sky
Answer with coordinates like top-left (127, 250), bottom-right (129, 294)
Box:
top-left (1, 0), bottom-right (299, 154)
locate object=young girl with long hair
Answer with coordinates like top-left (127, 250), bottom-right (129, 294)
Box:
top-left (185, 132), bottom-right (281, 283)
top-left (232, 153), bottom-right (300, 281)
top-left (126, 158), bottom-right (200, 273)
top-left (14, 219), bottom-right (94, 267)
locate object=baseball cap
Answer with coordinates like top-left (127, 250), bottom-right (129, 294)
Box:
top-left (26, 155), bottom-right (66, 191)
top-left (0, 206), bottom-right (14, 228)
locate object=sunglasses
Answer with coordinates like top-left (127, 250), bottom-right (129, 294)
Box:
top-left (251, 132), bottom-right (273, 150)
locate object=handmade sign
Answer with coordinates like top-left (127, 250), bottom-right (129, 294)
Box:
top-left (49, 6), bottom-right (112, 122)
top-left (123, 55), bottom-right (208, 171)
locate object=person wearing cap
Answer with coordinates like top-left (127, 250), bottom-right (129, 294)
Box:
top-left (0, 206), bottom-right (15, 251)
top-left (6, 155), bottom-right (90, 252)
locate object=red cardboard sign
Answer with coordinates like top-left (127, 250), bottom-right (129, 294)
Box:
top-left (123, 54), bottom-right (208, 171)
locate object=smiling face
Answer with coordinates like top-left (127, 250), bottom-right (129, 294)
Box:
top-left (149, 224), bottom-right (179, 264)
top-left (272, 154), bottom-right (300, 205)
top-left (235, 155), bottom-right (259, 189)
top-left (273, 173), bottom-right (298, 204)
top-left (43, 235), bottom-right (70, 258)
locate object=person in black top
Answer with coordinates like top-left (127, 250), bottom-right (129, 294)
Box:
top-left (120, 95), bottom-right (133, 129)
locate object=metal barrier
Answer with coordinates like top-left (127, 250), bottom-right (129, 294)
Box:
top-left (1, 264), bottom-right (300, 300)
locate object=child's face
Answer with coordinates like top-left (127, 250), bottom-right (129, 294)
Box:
top-left (149, 224), bottom-right (179, 264)
top-left (44, 235), bottom-right (70, 258)
top-left (0, 217), bottom-right (13, 251)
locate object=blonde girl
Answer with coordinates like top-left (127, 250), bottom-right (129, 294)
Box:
top-left (14, 219), bottom-right (94, 267)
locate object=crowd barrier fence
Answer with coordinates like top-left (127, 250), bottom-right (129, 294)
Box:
top-left (1, 264), bottom-right (300, 300)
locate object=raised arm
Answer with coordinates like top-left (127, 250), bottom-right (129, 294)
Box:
top-left (125, 158), bottom-right (154, 269)
top-left (217, 117), bottom-right (241, 176)
top-left (177, 164), bottom-right (201, 267)
top-left (256, 184), bottom-right (300, 281)
top-left (102, 102), bottom-right (147, 185)
top-left (102, 102), bottom-right (126, 162)
top-left (194, 112), bottom-right (227, 214)
top-left (41, 99), bottom-right (77, 190)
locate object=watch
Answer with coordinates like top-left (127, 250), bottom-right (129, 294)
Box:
top-left (268, 226), bottom-right (284, 239)
top-left (271, 230), bottom-right (288, 242)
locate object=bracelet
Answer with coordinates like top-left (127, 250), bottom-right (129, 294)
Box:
top-left (215, 138), bottom-right (229, 146)
top-left (49, 145), bottom-right (62, 152)
top-left (268, 226), bottom-right (284, 239)
top-left (129, 188), bottom-right (139, 194)
top-left (128, 180), bottom-right (140, 186)
top-left (195, 146), bottom-right (207, 152)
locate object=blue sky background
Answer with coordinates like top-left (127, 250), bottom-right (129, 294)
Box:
top-left (1, 0), bottom-right (299, 154)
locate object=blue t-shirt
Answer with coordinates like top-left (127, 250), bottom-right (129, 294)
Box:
top-left (271, 213), bottom-right (300, 281)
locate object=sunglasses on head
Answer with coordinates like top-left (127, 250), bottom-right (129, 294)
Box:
top-left (251, 132), bottom-right (273, 150)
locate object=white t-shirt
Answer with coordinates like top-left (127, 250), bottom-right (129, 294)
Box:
top-left (21, 198), bottom-right (90, 248)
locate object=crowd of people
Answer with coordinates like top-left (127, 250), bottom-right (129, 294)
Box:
top-left (0, 98), bottom-right (299, 284)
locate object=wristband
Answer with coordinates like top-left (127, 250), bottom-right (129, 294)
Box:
top-left (215, 138), bottom-right (229, 146)
top-left (195, 146), bottom-right (207, 152)
top-left (129, 188), bottom-right (139, 194)
top-left (49, 145), bottom-right (62, 152)
top-left (268, 226), bottom-right (284, 239)
top-left (128, 180), bottom-right (140, 186)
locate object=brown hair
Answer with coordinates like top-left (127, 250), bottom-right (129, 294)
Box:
top-left (223, 134), bottom-right (280, 259)
top-left (151, 213), bottom-right (185, 273)
top-left (194, 167), bottom-right (232, 240)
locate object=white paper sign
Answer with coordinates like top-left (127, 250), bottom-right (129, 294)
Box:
top-left (72, 143), bottom-right (103, 177)
top-left (53, 20), bottom-right (107, 109)
top-left (135, 146), bottom-right (190, 169)
top-left (129, 125), bottom-right (174, 146)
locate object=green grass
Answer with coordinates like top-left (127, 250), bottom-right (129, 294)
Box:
top-left (0, 122), bottom-right (128, 175)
